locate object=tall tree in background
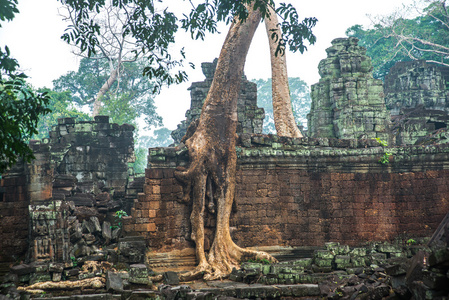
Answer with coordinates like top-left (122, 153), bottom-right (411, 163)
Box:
top-left (60, 0), bottom-right (316, 280)
top-left (53, 57), bottom-right (162, 128)
top-left (140, 127), bottom-right (174, 148)
top-left (254, 77), bottom-right (311, 134)
top-left (61, 0), bottom-right (186, 116)
top-left (32, 89), bottom-right (90, 140)
top-left (347, 0), bottom-right (449, 80)
top-left (0, 0), bottom-right (51, 173)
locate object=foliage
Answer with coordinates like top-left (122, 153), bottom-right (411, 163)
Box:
top-left (0, 0), bottom-right (18, 25)
top-left (140, 127), bottom-right (174, 148)
top-left (111, 209), bottom-right (128, 229)
top-left (58, 0), bottom-right (317, 86)
top-left (70, 256), bottom-right (78, 267)
top-left (253, 77), bottom-right (311, 134)
top-left (53, 57), bottom-right (162, 129)
top-left (379, 152), bottom-right (392, 164)
top-left (346, 0), bottom-right (449, 80)
top-left (99, 93), bottom-right (138, 126)
top-left (375, 137), bottom-right (388, 147)
top-left (0, 50), bottom-right (51, 172)
top-left (0, 46), bottom-right (19, 75)
top-left (0, 78), bottom-right (51, 172)
top-left (406, 238), bottom-right (417, 245)
top-left (375, 138), bottom-right (392, 164)
top-left (32, 89), bottom-right (89, 140)
top-left (129, 146), bottom-right (147, 174)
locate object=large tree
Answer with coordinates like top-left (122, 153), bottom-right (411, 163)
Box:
top-left (60, 0), bottom-right (186, 117)
top-left (61, 0), bottom-right (316, 280)
top-left (347, 0), bottom-right (449, 80)
top-left (176, 2), bottom-right (315, 280)
top-left (53, 57), bottom-right (162, 128)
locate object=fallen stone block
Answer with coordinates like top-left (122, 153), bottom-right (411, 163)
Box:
top-left (10, 264), bottom-right (34, 276)
top-left (377, 243), bottom-right (403, 254)
top-left (163, 271), bottom-right (179, 285)
top-left (29, 273), bottom-right (52, 285)
top-left (106, 271), bottom-right (124, 292)
top-left (428, 247), bottom-right (449, 267)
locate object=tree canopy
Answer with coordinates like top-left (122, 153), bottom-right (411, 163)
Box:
top-left (59, 0), bottom-right (317, 83)
top-left (347, 0), bottom-right (449, 80)
top-left (53, 57), bottom-right (162, 128)
top-left (0, 64), bottom-right (51, 173)
top-left (32, 89), bottom-right (90, 140)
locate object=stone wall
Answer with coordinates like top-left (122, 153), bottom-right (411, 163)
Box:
top-left (125, 135), bottom-right (449, 261)
top-left (171, 59), bottom-right (265, 143)
top-left (0, 161), bottom-right (29, 264)
top-left (0, 116), bottom-right (139, 265)
top-left (307, 38), bottom-right (391, 141)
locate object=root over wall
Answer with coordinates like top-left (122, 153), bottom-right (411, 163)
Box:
top-left (125, 135), bottom-right (449, 254)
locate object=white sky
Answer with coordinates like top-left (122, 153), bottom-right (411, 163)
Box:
top-left (0, 0), bottom-right (414, 130)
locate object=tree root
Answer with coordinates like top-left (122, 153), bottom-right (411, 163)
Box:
top-left (17, 277), bottom-right (105, 291)
top-left (179, 262), bottom-right (212, 282)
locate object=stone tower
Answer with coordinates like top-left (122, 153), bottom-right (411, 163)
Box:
top-left (171, 59), bottom-right (265, 144)
top-left (384, 60), bottom-right (449, 115)
top-left (384, 60), bottom-right (449, 145)
top-left (307, 37), bottom-right (391, 141)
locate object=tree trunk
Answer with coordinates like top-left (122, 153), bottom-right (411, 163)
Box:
top-left (265, 6), bottom-right (303, 138)
top-left (176, 6), bottom-right (276, 281)
top-left (92, 67), bottom-right (119, 117)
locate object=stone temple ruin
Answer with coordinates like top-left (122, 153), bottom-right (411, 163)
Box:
top-left (308, 38), bottom-right (391, 141)
top-left (2, 37), bottom-right (449, 298)
top-left (385, 60), bottom-right (449, 145)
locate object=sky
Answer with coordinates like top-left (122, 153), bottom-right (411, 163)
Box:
top-left (0, 0), bottom-right (415, 131)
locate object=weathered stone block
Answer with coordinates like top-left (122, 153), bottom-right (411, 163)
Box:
top-left (350, 256), bottom-right (367, 268)
top-left (293, 258), bottom-right (312, 268)
top-left (315, 259), bottom-right (333, 268)
top-left (64, 268), bottom-right (80, 277)
top-left (314, 250), bottom-right (335, 260)
top-left (10, 264), bottom-right (34, 276)
top-left (106, 271), bottom-right (124, 292)
top-left (129, 264), bottom-right (149, 285)
top-left (52, 272), bottom-right (62, 282)
top-left (118, 236), bottom-right (146, 263)
top-left (163, 271), bottom-right (180, 285)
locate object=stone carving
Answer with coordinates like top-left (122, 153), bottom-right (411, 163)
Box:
top-left (171, 59), bottom-right (265, 144)
top-left (29, 201), bottom-right (70, 262)
top-left (307, 37), bottom-right (391, 141)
